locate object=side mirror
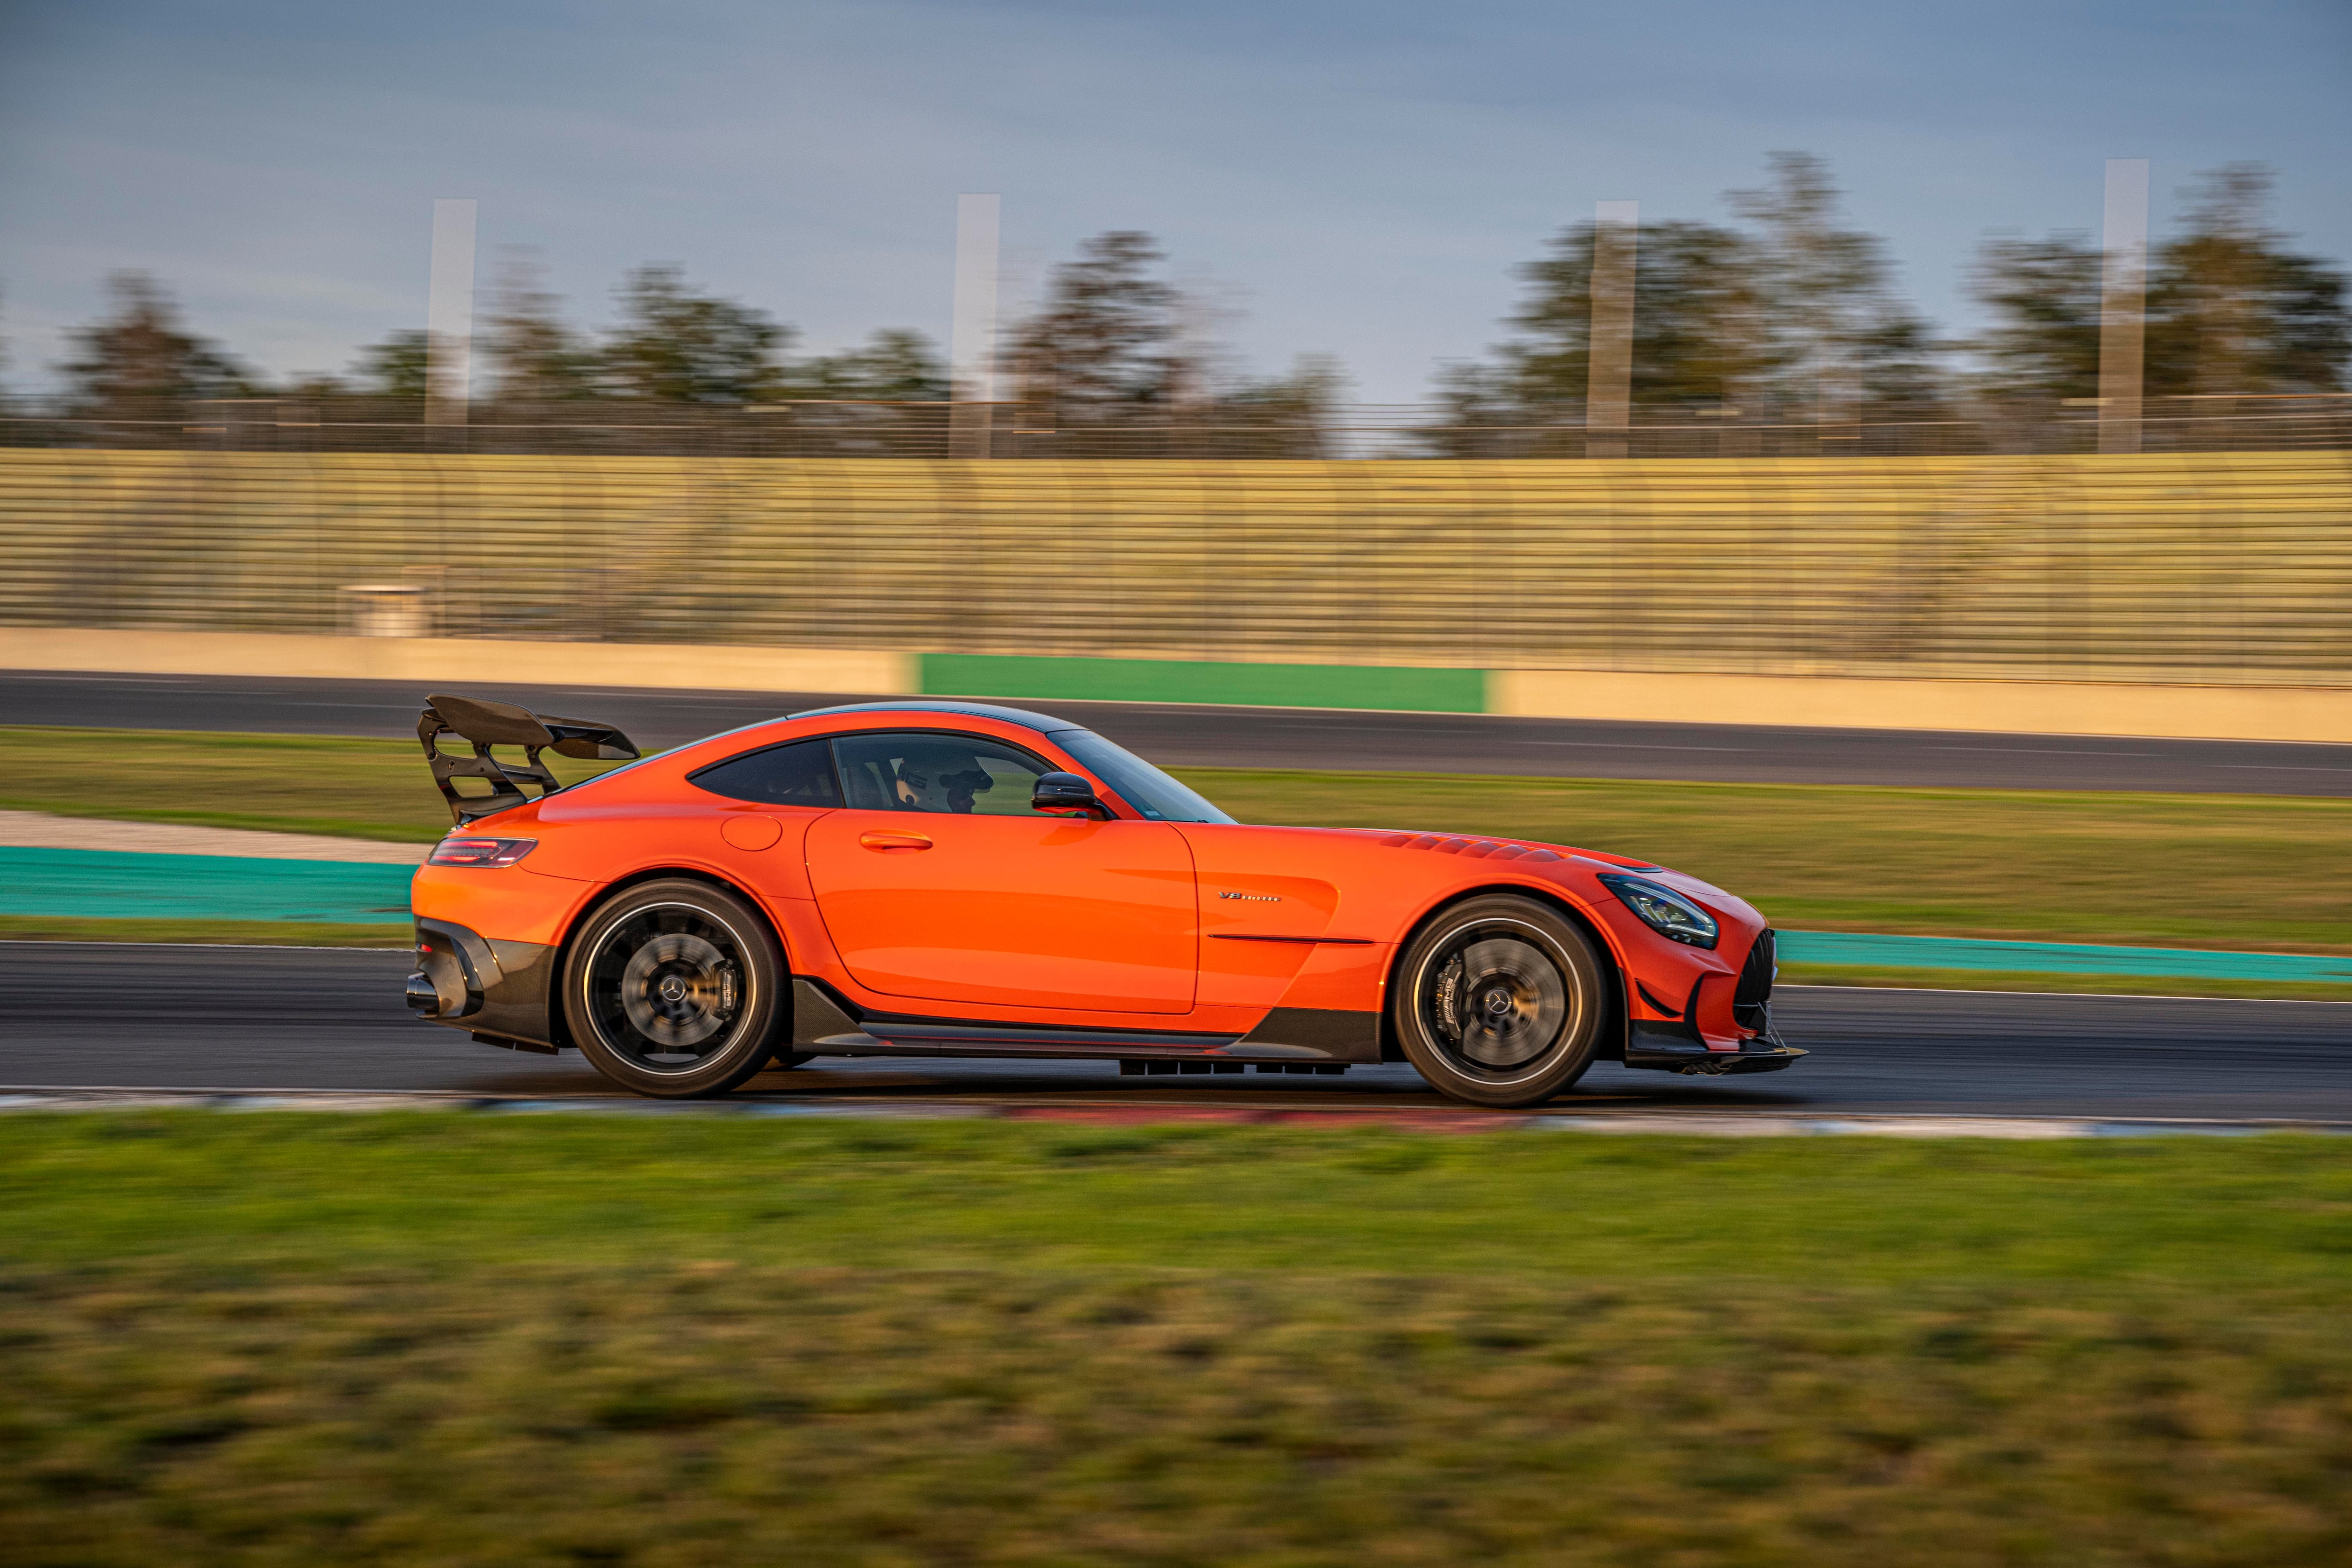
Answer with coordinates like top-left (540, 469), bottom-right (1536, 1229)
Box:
top-left (1033, 771), bottom-right (1111, 819)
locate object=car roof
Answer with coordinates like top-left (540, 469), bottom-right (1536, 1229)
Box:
top-left (786, 699), bottom-right (1083, 733)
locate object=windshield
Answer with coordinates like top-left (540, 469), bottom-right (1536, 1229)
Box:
top-left (1052, 730), bottom-right (1235, 824)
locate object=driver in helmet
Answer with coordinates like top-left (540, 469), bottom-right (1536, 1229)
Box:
top-left (892, 742), bottom-right (997, 814)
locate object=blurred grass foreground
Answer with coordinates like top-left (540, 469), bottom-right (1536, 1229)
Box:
top-left (5, 1115), bottom-right (2351, 1564)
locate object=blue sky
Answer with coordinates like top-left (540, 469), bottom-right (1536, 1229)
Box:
top-left (2, 0), bottom-right (2345, 401)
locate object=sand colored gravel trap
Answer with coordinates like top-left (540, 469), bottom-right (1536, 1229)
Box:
top-left (0, 811), bottom-right (426, 864)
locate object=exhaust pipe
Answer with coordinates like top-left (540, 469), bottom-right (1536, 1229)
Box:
top-left (404, 971), bottom-right (441, 1015)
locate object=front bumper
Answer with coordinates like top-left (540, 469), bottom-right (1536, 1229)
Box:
top-left (1622, 945), bottom-right (1804, 1074)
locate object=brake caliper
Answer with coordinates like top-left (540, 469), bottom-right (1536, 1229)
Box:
top-left (1432, 954), bottom-right (1465, 1042)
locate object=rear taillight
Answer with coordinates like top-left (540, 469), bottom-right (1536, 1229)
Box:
top-left (429, 836), bottom-right (537, 868)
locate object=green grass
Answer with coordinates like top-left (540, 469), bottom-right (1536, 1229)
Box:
top-left (2, 725), bottom-right (2346, 954)
top-left (1188, 767), bottom-right (2352, 953)
top-left (0, 724), bottom-right (620, 844)
top-left (8, 1116), bottom-right (2351, 1279)
top-left (5, 1116), bottom-right (2351, 1565)
top-left (1782, 964), bottom-right (2352, 1002)
top-left (0, 915), bottom-right (405, 947)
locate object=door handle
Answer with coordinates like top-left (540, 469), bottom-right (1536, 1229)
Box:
top-left (859, 830), bottom-right (934, 852)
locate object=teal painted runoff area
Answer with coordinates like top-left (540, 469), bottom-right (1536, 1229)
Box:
top-left (5, 846), bottom-right (2349, 987)
top-left (1778, 930), bottom-right (2352, 984)
top-left (0, 847), bottom-right (414, 925)
top-left (921, 653), bottom-right (1489, 713)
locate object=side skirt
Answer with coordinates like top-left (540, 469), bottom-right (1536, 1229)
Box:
top-left (789, 978), bottom-right (1381, 1063)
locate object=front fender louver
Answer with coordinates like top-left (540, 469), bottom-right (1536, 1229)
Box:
top-left (1379, 833), bottom-right (1561, 862)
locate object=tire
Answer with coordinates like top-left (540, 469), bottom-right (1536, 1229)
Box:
top-left (1391, 895), bottom-right (1609, 1109)
top-left (562, 878), bottom-right (787, 1098)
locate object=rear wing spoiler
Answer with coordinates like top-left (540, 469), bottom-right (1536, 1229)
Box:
top-left (419, 692), bottom-right (641, 825)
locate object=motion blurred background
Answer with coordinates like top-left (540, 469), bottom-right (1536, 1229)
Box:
top-left (0, 3), bottom-right (2347, 687)
top-left (2, 0), bottom-right (2349, 1097)
top-left (4, 4), bottom-right (2352, 1563)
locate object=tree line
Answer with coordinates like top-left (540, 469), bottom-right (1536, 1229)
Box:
top-left (13, 153), bottom-right (2347, 442)
top-left (1440, 155), bottom-right (2346, 451)
top-left (25, 232), bottom-right (1344, 446)
top-left (46, 260), bottom-right (949, 416)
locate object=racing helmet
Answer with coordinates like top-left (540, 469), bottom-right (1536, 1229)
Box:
top-left (892, 742), bottom-right (997, 813)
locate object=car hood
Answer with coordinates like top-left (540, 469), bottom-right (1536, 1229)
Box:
top-left (1319, 825), bottom-right (1769, 930)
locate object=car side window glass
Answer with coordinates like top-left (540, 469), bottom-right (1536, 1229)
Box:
top-left (830, 732), bottom-right (1056, 816)
top-left (687, 737), bottom-right (842, 806)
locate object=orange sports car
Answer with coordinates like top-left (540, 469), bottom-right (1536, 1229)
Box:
top-left (405, 694), bottom-right (1802, 1107)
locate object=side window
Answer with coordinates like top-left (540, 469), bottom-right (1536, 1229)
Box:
top-left (687, 737), bottom-right (842, 806)
top-left (830, 732), bottom-right (1055, 816)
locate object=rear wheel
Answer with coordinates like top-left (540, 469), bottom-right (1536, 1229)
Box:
top-left (562, 879), bottom-right (785, 1098)
top-left (1391, 895), bottom-right (1607, 1108)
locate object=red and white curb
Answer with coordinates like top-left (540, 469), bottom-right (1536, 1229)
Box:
top-left (1, 1087), bottom-right (2345, 1138)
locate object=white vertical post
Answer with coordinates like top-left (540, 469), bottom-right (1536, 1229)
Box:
top-left (425, 199), bottom-right (477, 426)
top-left (2098, 159), bottom-right (2149, 455)
top-left (950, 193), bottom-right (1001, 458)
top-left (1586, 199), bottom-right (1639, 458)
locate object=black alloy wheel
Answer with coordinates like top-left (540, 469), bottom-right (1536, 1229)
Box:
top-left (562, 878), bottom-right (787, 1098)
top-left (1391, 894), bottom-right (1608, 1108)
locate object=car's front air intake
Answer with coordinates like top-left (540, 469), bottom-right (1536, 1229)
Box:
top-left (1732, 928), bottom-right (1776, 1030)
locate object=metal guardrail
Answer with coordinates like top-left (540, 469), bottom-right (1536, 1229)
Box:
top-left (0, 448), bottom-right (2346, 685)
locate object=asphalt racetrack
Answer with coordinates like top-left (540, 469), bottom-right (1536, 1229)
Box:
top-left (9, 669), bottom-right (2350, 1125)
top-left (8, 943), bottom-right (2350, 1123)
top-left (9, 669), bottom-right (2352, 795)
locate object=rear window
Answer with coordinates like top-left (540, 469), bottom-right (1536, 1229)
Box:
top-left (687, 737), bottom-right (842, 805)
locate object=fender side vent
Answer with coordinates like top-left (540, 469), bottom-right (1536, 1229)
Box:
top-left (1380, 833), bottom-right (1558, 863)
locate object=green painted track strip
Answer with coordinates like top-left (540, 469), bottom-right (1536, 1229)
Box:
top-left (1780, 930), bottom-right (2352, 983)
top-left (921, 653), bottom-right (1488, 713)
top-left (0, 848), bottom-right (414, 925)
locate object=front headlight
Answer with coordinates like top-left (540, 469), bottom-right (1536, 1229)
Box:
top-left (1597, 873), bottom-right (1719, 949)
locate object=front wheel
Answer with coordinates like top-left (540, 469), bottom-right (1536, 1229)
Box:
top-left (1391, 895), bottom-right (1608, 1108)
top-left (562, 879), bottom-right (786, 1098)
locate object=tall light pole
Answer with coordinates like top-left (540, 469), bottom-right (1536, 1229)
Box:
top-left (2098, 159), bottom-right (2149, 455)
top-left (950, 193), bottom-right (1001, 459)
top-left (425, 199), bottom-right (477, 426)
top-left (1585, 199), bottom-right (1639, 458)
